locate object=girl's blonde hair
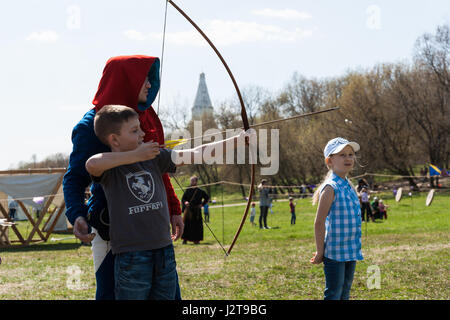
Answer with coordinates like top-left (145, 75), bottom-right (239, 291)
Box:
top-left (312, 167), bottom-right (333, 205)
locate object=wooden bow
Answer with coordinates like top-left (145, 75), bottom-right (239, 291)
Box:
top-left (167, 0), bottom-right (255, 256)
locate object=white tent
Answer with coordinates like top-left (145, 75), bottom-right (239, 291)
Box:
top-left (43, 207), bottom-right (69, 232)
top-left (0, 169), bottom-right (68, 246)
top-left (2, 177), bottom-right (69, 231)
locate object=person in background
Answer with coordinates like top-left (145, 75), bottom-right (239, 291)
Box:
top-left (371, 197), bottom-right (380, 220)
top-left (378, 199), bottom-right (388, 220)
top-left (258, 179), bottom-right (271, 229)
top-left (359, 187), bottom-right (374, 222)
top-left (181, 176), bottom-right (210, 245)
top-left (203, 200), bottom-right (210, 223)
top-left (249, 202), bottom-right (256, 226)
top-left (8, 199), bottom-right (18, 221)
top-left (357, 178), bottom-right (369, 193)
top-left (289, 197), bottom-right (296, 225)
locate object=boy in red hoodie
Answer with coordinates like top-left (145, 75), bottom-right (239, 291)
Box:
top-left (63, 55), bottom-right (183, 300)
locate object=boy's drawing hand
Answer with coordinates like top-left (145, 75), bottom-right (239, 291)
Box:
top-left (134, 141), bottom-right (160, 162)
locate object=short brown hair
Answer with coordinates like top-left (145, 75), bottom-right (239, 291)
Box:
top-left (94, 105), bottom-right (138, 146)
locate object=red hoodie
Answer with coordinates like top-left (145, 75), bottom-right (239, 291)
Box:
top-left (92, 55), bottom-right (181, 216)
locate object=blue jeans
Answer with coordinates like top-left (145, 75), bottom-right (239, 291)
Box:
top-left (114, 244), bottom-right (178, 300)
top-left (323, 257), bottom-right (356, 300)
top-left (96, 250), bottom-right (115, 300)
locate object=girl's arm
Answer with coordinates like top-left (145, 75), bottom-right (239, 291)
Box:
top-left (310, 185), bottom-right (334, 264)
top-left (85, 142), bottom-right (160, 177)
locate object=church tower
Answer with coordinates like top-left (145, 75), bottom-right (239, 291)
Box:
top-left (191, 73), bottom-right (214, 119)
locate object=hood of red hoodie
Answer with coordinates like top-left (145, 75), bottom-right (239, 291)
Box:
top-left (92, 55), bottom-right (163, 144)
top-left (92, 55), bottom-right (160, 112)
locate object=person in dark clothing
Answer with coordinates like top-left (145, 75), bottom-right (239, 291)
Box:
top-left (181, 176), bottom-right (210, 244)
top-left (357, 178), bottom-right (369, 193)
top-left (258, 179), bottom-right (271, 229)
top-left (359, 187), bottom-right (374, 222)
top-left (289, 197), bottom-right (296, 225)
top-left (8, 200), bottom-right (18, 221)
top-left (371, 197), bottom-right (380, 220)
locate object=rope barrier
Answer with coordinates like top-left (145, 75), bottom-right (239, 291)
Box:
top-left (0, 174), bottom-right (446, 203)
top-left (349, 172), bottom-right (431, 179)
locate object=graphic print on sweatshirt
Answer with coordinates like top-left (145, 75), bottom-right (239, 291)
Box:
top-left (126, 171), bottom-right (155, 203)
top-left (126, 170), bottom-right (164, 215)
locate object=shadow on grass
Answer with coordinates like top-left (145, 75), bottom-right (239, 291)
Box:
top-left (1, 242), bottom-right (84, 253)
top-left (179, 241), bottom-right (216, 246)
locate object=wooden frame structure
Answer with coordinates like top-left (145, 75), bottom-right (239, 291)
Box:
top-left (0, 168), bottom-right (67, 247)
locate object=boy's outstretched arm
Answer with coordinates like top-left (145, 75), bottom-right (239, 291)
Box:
top-left (173, 130), bottom-right (255, 166)
top-left (85, 141), bottom-right (160, 177)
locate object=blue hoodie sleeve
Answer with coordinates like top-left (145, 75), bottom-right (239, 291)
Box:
top-left (63, 110), bottom-right (108, 225)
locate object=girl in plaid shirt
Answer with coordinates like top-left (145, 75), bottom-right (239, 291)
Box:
top-left (310, 137), bottom-right (363, 300)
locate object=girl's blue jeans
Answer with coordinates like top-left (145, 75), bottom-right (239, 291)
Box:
top-left (114, 244), bottom-right (178, 300)
top-left (323, 257), bottom-right (356, 300)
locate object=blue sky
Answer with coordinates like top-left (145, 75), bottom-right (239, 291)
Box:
top-left (0, 0), bottom-right (449, 170)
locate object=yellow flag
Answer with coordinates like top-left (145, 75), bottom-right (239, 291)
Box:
top-left (161, 139), bottom-right (188, 149)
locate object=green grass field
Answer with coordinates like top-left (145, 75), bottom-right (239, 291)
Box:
top-left (0, 191), bottom-right (449, 300)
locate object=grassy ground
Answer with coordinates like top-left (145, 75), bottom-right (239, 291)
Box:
top-left (0, 191), bottom-right (448, 300)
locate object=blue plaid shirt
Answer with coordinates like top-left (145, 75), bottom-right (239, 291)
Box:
top-left (321, 172), bottom-right (363, 262)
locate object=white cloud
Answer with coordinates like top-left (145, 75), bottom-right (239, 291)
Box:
top-left (207, 20), bottom-right (312, 45)
top-left (252, 8), bottom-right (312, 20)
top-left (26, 30), bottom-right (60, 43)
top-left (123, 29), bottom-right (147, 41)
top-left (123, 20), bottom-right (313, 46)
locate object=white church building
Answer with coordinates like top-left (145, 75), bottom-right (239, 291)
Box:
top-left (191, 72), bottom-right (214, 119)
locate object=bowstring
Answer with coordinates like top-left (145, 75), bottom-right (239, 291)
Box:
top-left (157, 0), bottom-right (169, 116)
top-left (171, 174), bottom-right (229, 256)
top-left (159, 1), bottom-right (228, 256)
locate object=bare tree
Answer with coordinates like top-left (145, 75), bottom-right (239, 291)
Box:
top-left (278, 72), bottom-right (325, 115)
top-left (414, 24), bottom-right (449, 91)
top-left (16, 153), bottom-right (69, 169)
top-left (241, 85), bottom-right (271, 125)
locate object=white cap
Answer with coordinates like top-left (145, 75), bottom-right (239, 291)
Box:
top-left (324, 137), bottom-right (360, 158)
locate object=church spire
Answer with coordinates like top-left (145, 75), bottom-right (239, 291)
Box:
top-left (192, 73), bottom-right (214, 119)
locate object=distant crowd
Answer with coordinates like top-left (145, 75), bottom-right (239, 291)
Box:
top-left (356, 178), bottom-right (388, 222)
